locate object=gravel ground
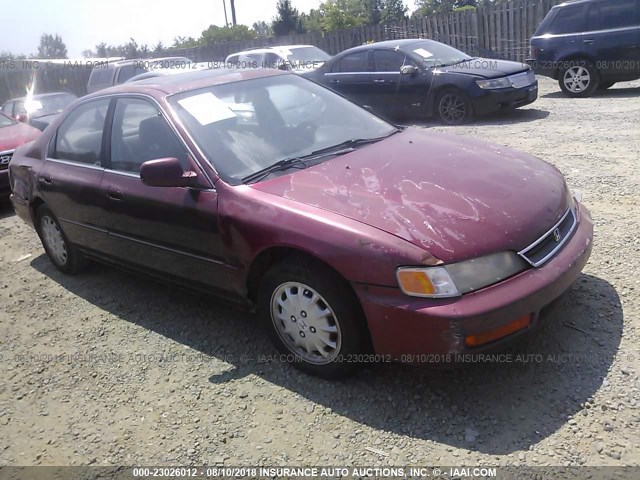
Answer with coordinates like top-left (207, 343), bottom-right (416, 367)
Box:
top-left (0, 77), bottom-right (639, 468)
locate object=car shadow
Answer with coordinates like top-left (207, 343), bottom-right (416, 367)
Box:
top-left (0, 200), bottom-right (15, 220)
top-left (405, 108), bottom-right (550, 128)
top-left (31, 255), bottom-right (623, 455)
top-left (543, 85), bottom-right (640, 99)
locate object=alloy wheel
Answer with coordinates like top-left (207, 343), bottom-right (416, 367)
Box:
top-left (563, 66), bottom-right (591, 93)
top-left (439, 93), bottom-right (467, 124)
top-left (270, 281), bottom-right (342, 365)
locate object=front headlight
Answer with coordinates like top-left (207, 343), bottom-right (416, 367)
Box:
top-left (397, 252), bottom-right (528, 298)
top-left (476, 77), bottom-right (511, 89)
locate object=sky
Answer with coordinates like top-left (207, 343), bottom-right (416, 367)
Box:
top-left (2, 0), bottom-right (416, 58)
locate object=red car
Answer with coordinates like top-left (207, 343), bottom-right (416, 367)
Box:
top-left (9, 69), bottom-right (593, 378)
top-left (0, 112), bottom-right (41, 200)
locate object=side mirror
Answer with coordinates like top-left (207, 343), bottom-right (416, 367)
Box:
top-left (400, 65), bottom-right (419, 75)
top-left (15, 113), bottom-right (28, 123)
top-left (277, 62), bottom-right (289, 71)
top-left (140, 157), bottom-right (198, 188)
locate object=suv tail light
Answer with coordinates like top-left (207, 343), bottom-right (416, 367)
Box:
top-left (529, 45), bottom-right (539, 60)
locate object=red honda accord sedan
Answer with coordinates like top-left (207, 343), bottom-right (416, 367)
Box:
top-left (0, 111), bottom-right (41, 200)
top-left (9, 69), bottom-right (593, 378)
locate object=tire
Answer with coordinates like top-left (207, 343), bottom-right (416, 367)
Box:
top-left (558, 60), bottom-right (600, 97)
top-left (435, 89), bottom-right (472, 125)
top-left (35, 205), bottom-right (87, 274)
top-left (258, 258), bottom-right (367, 379)
top-left (598, 81), bottom-right (616, 90)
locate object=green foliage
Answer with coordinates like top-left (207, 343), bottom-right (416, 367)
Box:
top-left (272, 0), bottom-right (306, 36)
top-left (200, 25), bottom-right (257, 44)
top-left (413, 0), bottom-right (478, 17)
top-left (37, 34), bottom-right (68, 59)
top-left (381, 0), bottom-right (408, 23)
top-left (301, 9), bottom-right (325, 33)
top-left (252, 21), bottom-right (273, 38)
top-left (321, 0), bottom-right (368, 31)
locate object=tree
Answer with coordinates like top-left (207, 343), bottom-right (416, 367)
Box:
top-left (153, 42), bottom-right (166, 55)
top-left (95, 42), bottom-right (108, 57)
top-left (321, 0), bottom-right (368, 31)
top-left (252, 21), bottom-right (273, 38)
top-left (81, 49), bottom-right (95, 58)
top-left (301, 8), bottom-right (325, 33)
top-left (37, 33), bottom-right (68, 59)
top-left (272, 0), bottom-right (306, 36)
top-left (413, 0), bottom-right (477, 16)
top-left (200, 24), bottom-right (257, 44)
top-left (381, 0), bottom-right (408, 23)
top-left (365, 0), bottom-right (382, 24)
top-left (173, 36), bottom-right (199, 49)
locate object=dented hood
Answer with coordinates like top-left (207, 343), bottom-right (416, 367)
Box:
top-left (251, 129), bottom-right (570, 263)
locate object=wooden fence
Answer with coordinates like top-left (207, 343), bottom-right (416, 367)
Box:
top-left (171, 0), bottom-right (562, 63)
top-left (0, 0), bottom-right (562, 102)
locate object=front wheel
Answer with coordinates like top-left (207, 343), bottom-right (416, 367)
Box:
top-left (258, 259), bottom-right (367, 379)
top-left (36, 205), bottom-right (87, 274)
top-left (435, 89), bottom-right (472, 125)
top-left (559, 61), bottom-right (600, 97)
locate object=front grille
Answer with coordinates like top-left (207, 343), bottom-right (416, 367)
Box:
top-left (518, 208), bottom-right (577, 267)
top-left (0, 150), bottom-right (13, 171)
top-left (508, 70), bottom-right (536, 89)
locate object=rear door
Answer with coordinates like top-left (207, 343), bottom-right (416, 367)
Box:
top-left (322, 50), bottom-right (374, 108)
top-left (39, 98), bottom-right (112, 251)
top-left (585, 0), bottom-right (640, 78)
top-left (99, 96), bottom-right (229, 290)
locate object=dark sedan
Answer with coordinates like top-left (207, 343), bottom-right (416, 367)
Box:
top-left (9, 69), bottom-right (591, 378)
top-left (305, 39), bottom-right (539, 124)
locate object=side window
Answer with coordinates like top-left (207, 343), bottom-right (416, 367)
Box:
top-left (53, 99), bottom-right (110, 164)
top-left (263, 52), bottom-right (283, 69)
top-left (110, 98), bottom-right (187, 174)
top-left (548, 6), bottom-right (588, 34)
top-left (596, 0), bottom-right (639, 30)
top-left (333, 51), bottom-right (370, 73)
top-left (373, 50), bottom-right (407, 73)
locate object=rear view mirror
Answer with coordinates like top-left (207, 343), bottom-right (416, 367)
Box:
top-left (140, 157), bottom-right (198, 188)
top-left (400, 65), bottom-right (419, 75)
top-left (15, 113), bottom-right (28, 123)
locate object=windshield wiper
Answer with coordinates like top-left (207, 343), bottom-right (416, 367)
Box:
top-left (242, 157), bottom-right (309, 184)
top-left (242, 131), bottom-right (400, 184)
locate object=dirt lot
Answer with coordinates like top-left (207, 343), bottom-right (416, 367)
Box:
top-left (0, 77), bottom-right (639, 468)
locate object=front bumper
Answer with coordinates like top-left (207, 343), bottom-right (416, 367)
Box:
top-left (354, 203), bottom-right (593, 362)
top-left (472, 80), bottom-right (539, 116)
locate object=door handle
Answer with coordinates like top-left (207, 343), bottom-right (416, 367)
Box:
top-left (373, 79), bottom-right (386, 83)
top-left (107, 187), bottom-right (122, 201)
top-left (38, 176), bottom-right (53, 185)
top-left (583, 39), bottom-right (594, 44)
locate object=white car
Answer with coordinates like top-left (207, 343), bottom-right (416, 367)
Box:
top-left (225, 45), bottom-right (330, 73)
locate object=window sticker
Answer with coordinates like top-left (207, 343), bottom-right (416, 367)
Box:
top-left (177, 92), bottom-right (236, 126)
top-left (413, 48), bottom-right (434, 59)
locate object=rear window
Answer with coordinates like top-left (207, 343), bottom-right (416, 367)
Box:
top-left (89, 68), bottom-right (115, 87)
top-left (546, 5), bottom-right (588, 34)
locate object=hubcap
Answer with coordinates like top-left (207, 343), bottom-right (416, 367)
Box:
top-left (41, 216), bottom-right (68, 265)
top-left (270, 282), bottom-right (341, 365)
top-left (564, 66), bottom-right (591, 93)
top-left (439, 94), bottom-right (466, 124)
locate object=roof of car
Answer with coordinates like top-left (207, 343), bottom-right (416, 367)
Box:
top-left (229, 45), bottom-right (316, 56)
top-left (335, 38), bottom-right (437, 55)
top-left (85, 68), bottom-right (288, 98)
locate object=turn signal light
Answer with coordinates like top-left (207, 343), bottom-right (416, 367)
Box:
top-left (465, 314), bottom-right (531, 347)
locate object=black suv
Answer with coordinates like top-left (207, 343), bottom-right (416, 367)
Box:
top-left (529, 0), bottom-right (640, 97)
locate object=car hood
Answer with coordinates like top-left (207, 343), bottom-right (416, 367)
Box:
top-left (0, 122), bottom-right (41, 151)
top-left (251, 129), bottom-right (570, 263)
top-left (439, 58), bottom-right (530, 79)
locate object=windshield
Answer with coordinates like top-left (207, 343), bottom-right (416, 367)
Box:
top-left (24, 93), bottom-right (76, 119)
top-left (0, 113), bottom-right (16, 128)
top-left (170, 74), bottom-right (396, 184)
top-left (404, 41), bottom-right (471, 68)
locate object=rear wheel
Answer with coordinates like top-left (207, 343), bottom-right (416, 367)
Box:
top-left (36, 205), bottom-right (87, 274)
top-left (258, 259), bottom-right (367, 379)
top-left (559, 61), bottom-right (600, 97)
top-left (435, 89), bottom-right (472, 125)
